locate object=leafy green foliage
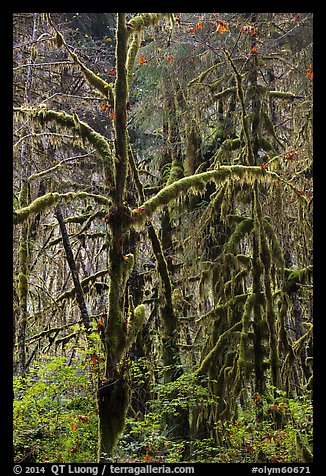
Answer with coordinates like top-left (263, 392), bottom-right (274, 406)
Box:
top-left (115, 373), bottom-right (312, 463)
top-left (13, 356), bottom-right (98, 463)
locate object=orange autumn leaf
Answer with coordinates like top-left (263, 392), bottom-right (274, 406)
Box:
top-left (196, 21), bottom-right (203, 30)
top-left (138, 55), bottom-right (147, 65)
top-left (166, 54), bottom-right (175, 64)
top-left (215, 20), bottom-right (228, 34)
top-left (306, 64), bottom-right (313, 79)
top-left (107, 68), bottom-right (116, 76)
top-left (250, 46), bottom-right (258, 55)
top-left (143, 454), bottom-right (153, 463)
top-left (261, 162), bottom-right (269, 172)
top-left (253, 392), bottom-right (261, 405)
top-left (101, 103), bottom-right (109, 111)
top-left (284, 148), bottom-right (298, 161)
top-left (188, 27), bottom-right (195, 34)
top-left (71, 423), bottom-right (78, 430)
top-left (109, 110), bottom-right (116, 120)
top-left (97, 318), bottom-right (104, 332)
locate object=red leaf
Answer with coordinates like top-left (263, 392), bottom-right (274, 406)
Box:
top-left (109, 110), bottom-right (116, 120)
top-left (138, 55), bottom-right (147, 65)
top-left (306, 64), bottom-right (313, 79)
top-left (77, 415), bottom-right (89, 423)
top-left (253, 392), bottom-right (261, 405)
top-left (97, 318), bottom-right (104, 332)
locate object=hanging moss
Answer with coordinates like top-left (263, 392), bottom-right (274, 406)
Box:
top-left (131, 165), bottom-right (280, 225)
top-left (14, 191), bottom-right (111, 225)
top-left (225, 217), bottom-right (253, 253)
top-left (49, 26), bottom-right (113, 102)
top-left (197, 320), bottom-right (242, 376)
top-left (14, 107), bottom-right (116, 189)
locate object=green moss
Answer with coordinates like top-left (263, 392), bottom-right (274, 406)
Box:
top-left (18, 272), bottom-right (28, 299)
top-left (132, 165), bottom-right (280, 224)
top-left (262, 112), bottom-right (284, 147)
top-left (14, 191), bottom-right (111, 225)
top-left (197, 321), bottom-right (242, 376)
top-left (213, 86), bottom-right (237, 99)
top-left (269, 90), bottom-right (303, 100)
top-left (126, 33), bottom-right (140, 91)
top-left (15, 107), bottom-right (116, 189)
top-left (225, 218), bottom-right (253, 253)
top-left (127, 13), bottom-right (170, 32)
top-left (54, 29), bottom-right (113, 101)
top-left (125, 304), bottom-right (146, 352)
top-left (188, 62), bottom-right (223, 88)
top-left (14, 192), bottom-right (60, 224)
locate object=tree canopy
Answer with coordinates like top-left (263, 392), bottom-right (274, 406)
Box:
top-left (13, 12), bottom-right (313, 464)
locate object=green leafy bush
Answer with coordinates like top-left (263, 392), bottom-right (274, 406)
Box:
top-left (13, 355), bottom-right (98, 463)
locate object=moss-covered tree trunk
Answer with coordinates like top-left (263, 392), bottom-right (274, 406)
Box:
top-left (97, 13), bottom-right (130, 461)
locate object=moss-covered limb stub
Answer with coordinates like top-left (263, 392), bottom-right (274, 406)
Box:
top-left (124, 304), bottom-right (146, 353)
top-left (268, 91), bottom-right (305, 100)
top-left (14, 107), bottom-right (116, 189)
top-left (126, 32), bottom-right (140, 92)
top-left (127, 13), bottom-right (173, 33)
top-left (14, 191), bottom-right (111, 225)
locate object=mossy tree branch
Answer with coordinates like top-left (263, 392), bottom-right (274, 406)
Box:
top-left (14, 106), bottom-right (116, 189)
top-left (14, 191), bottom-right (111, 225)
top-left (54, 204), bottom-right (91, 333)
top-left (132, 165), bottom-right (281, 225)
top-left (48, 16), bottom-right (114, 104)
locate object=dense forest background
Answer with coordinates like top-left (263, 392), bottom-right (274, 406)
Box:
top-left (13, 12), bottom-right (313, 464)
